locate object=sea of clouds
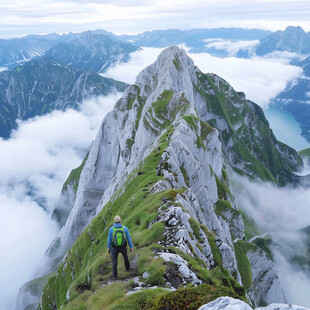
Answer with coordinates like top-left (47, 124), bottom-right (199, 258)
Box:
top-left (0, 94), bottom-right (120, 309)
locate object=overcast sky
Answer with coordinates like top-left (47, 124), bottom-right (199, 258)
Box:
top-left (1, 0), bottom-right (310, 38)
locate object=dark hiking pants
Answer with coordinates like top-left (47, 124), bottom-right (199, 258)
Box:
top-left (110, 245), bottom-right (130, 278)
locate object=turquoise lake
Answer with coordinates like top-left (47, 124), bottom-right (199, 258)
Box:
top-left (264, 105), bottom-right (310, 151)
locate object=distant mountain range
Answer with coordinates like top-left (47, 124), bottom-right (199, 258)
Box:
top-left (45, 31), bottom-right (139, 73)
top-left (0, 58), bottom-right (127, 138)
top-left (0, 28), bottom-right (272, 70)
top-left (0, 30), bottom-right (140, 72)
top-left (119, 26), bottom-right (310, 57)
top-left (119, 28), bottom-right (272, 53)
top-left (256, 26), bottom-right (310, 56)
top-left (2, 26), bottom-right (310, 71)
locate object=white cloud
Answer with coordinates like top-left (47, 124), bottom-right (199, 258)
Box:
top-left (205, 39), bottom-right (260, 57)
top-left (233, 174), bottom-right (310, 232)
top-left (273, 247), bottom-right (310, 307)
top-left (103, 47), bottom-right (165, 84)
top-left (232, 173), bottom-right (310, 305)
top-left (0, 93), bottom-right (119, 309)
top-left (0, 191), bottom-right (58, 310)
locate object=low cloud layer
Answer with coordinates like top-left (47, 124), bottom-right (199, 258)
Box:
top-left (274, 249), bottom-right (310, 307)
top-left (0, 94), bottom-right (119, 309)
top-left (204, 39), bottom-right (260, 57)
top-left (233, 173), bottom-right (310, 232)
top-left (232, 172), bottom-right (310, 306)
top-left (103, 47), bottom-right (165, 84)
top-left (104, 46), bottom-right (302, 108)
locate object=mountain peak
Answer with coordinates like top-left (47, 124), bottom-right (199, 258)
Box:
top-left (284, 25), bottom-right (306, 34)
top-left (138, 45), bottom-right (195, 77)
top-left (136, 46), bottom-right (197, 101)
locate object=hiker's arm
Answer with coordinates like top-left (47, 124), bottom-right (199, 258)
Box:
top-left (107, 227), bottom-right (112, 250)
top-left (124, 227), bottom-right (133, 249)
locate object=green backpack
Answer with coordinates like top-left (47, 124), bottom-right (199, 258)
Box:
top-left (112, 226), bottom-right (127, 247)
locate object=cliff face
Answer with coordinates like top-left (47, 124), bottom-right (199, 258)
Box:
top-left (25, 46), bottom-right (304, 310)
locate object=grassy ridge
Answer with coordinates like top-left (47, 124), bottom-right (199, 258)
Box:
top-left (40, 123), bottom-right (246, 309)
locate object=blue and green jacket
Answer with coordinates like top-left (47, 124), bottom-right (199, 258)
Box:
top-left (107, 223), bottom-right (133, 249)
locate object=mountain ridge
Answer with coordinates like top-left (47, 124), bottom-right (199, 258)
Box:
top-left (20, 46), bottom-right (304, 310)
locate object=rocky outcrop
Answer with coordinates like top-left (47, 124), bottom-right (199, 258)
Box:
top-left (247, 247), bottom-right (286, 305)
top-left (198, 297), bottom-right (310, 310)
top-left (198, 297), bottom-right (252, 310)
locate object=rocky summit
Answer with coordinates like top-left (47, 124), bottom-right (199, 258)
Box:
top-left (18, 46), bottom-right (305, 310)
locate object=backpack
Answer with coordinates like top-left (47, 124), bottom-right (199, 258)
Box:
top-left (111, 226), bottom-right (127, 247)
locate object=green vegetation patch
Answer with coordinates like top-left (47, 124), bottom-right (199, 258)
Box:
top-left (215, 174), bottom-right (232, 201)
top-left (188, 217), bottom-right (202, 241)
top-left (234, 240), bottom-right (257, 290)
top-left (215, 200), bottom-right (239, 220)
top-left (182, 115), bottom-right (198, 131)
top-left (126, 138), bottom-right (134, 151)
top-left (173, 54), bottom-right (182, 71)
top-left (252, 236), bottom-right (273, 261)
top-left (239, 209), bottom-right (261, 241)
top-left (152, 90), bottom-right (174, 119)
top-left (147, 283), bottom-right (246, 310)
top-left (182, 115), bottom-right (214, 150)
top-left (299, 148), bottom-right (310, 157)
top-left (62, 153), bottom-right (89, 193)
top-left (180, 166), bottom-right (190, 187)
top-left (200, 120), bottom-right (214, 140)
top-left (201, 225), bottom-right (223, 268)
top-left (135, 95), bottom-right (146, 130)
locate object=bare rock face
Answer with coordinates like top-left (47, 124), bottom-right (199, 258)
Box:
top-left (198, 297), bottom-right (310, 310)
top-left (247, 248), bottom-right (286, 305)
top-left (198, 297), bottom-right (253, 310)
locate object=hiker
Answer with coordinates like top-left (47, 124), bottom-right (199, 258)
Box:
top-left (107, 215), bottom-right (133, 279)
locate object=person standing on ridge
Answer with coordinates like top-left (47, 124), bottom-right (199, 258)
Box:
top-left (107, 215), bottom-right (133, 279)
